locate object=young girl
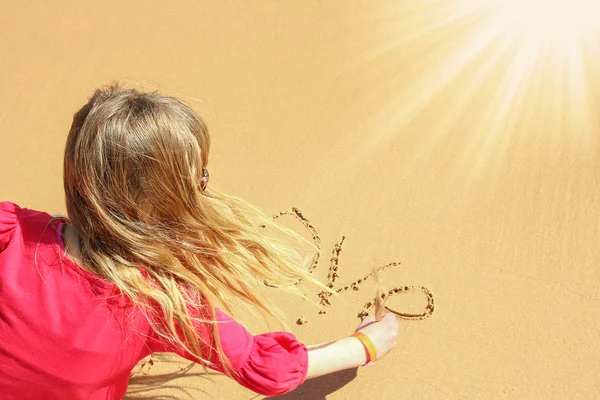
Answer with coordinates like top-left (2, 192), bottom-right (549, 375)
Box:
top-left (0, 84), bottom-right (399, 399)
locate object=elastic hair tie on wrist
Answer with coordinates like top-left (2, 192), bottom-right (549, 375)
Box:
top-left (351, 332), bottom-right (377, 365)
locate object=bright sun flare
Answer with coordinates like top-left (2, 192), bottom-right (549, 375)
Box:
top-left (343, 0), bottom-right (600, 189)
top-left (486, 0), bottom-right (600, 44)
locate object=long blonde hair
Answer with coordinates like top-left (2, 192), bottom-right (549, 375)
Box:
top-left (63, 84), bottom-right (320, 371)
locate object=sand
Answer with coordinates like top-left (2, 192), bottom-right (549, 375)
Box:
top-left (2, 1), bottom-right (600, 399)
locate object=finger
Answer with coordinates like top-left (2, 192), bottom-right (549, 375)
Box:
top-left (364, 361), bottom-right (376, 367)
top-left (356, 315), bottom-right (376, 328)
top-left (382, 312), bottom-right (397, 322)
top-left (357, 320), bottom-right (377, 330)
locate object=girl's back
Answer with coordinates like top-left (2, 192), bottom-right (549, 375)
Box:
top-left (0, 202), bottom-right (149, 399)
top-left (0, 202), bottom-right (309, 399)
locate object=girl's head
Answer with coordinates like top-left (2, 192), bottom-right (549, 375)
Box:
top-left (65, 85), bottom-right (210, 230)
top-left (63, 84), bottom-right (319, 369)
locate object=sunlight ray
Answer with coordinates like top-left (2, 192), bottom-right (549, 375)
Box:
top-left (330, 0), bottom-right (600, 191)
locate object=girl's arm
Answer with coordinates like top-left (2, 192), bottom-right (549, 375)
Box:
top-left (306, 337), bottom-right (366, 378)
top-left (147, 307), bottom-right (398, 395)
top-left (305, 313), bottom-right (399, 379)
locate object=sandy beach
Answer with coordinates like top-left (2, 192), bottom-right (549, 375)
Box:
top-left (1, 1), bottom-right (599, 399)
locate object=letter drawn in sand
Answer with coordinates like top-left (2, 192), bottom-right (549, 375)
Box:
top-left (273, 208), bottom-right (435, 322)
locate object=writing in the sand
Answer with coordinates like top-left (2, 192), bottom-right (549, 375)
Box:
top-left (272, 208), bottom-right (435, 323)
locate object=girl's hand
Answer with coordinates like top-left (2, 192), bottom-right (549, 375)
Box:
top-left (305, 312), bottom-right (399, 378)
top-left (354, 313), bottom-right (399, 361)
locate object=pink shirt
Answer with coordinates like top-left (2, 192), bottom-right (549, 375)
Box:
top-left (0, 202), bottom-right (307, 399)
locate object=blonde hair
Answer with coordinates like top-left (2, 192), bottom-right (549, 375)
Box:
top-left (63, 84), bottom-right (320, 372)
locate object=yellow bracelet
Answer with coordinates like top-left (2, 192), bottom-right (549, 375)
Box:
top-left (351, 332), bottom-right (377, 364)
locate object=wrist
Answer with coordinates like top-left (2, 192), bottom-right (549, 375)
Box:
top-left (340, 336), bottom-right (368, 368)
top-left (350, 332), bottom-right (377, 365)
top-left (345, 335), bottom-right (369, 367)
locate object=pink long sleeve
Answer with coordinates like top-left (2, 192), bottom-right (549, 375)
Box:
top-left (0, 201), bottom-right (308, 397)
top-left (0, 201), bottom-right (19, 252)
top-left (148, 305), bottom-right (308, 396)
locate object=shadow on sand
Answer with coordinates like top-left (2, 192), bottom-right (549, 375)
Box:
top-left (124, 360), bottom-right (218, 400)
top-left (125, 356), bottom-right (357, 400)
top-left (267, 368), bottom-right (358, 400)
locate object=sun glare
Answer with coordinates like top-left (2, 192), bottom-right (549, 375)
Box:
top-left (334, 0), bottom-right (600, 193)
top-left (485, 0), bottom-right (600, 45)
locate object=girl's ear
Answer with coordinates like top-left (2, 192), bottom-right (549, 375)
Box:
top-left (199, 168), bottom-right (210, 192)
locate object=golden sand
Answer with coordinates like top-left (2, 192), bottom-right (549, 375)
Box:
top-left (2, 1), bottom-right (599, 399)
